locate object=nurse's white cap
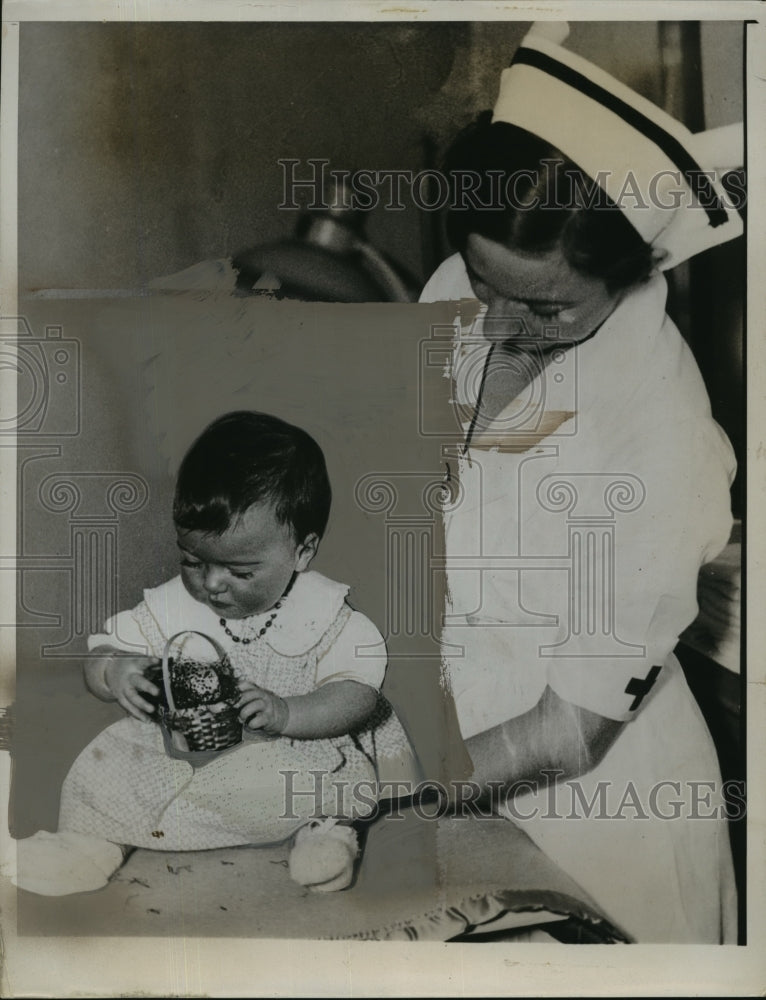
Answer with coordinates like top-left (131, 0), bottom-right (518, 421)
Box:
top-left (492, 22), bottom-right (744, 270)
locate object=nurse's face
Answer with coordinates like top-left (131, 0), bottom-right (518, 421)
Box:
top-left (464, 233), bottom-right (625, 350)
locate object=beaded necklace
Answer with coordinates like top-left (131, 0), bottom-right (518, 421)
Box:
top-left (218, 573), bottom-right (295, 645)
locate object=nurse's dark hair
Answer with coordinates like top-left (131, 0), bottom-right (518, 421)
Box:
top-left (443, 113), bottom-right (657, 292)
top-left (173, 411), bottom-right (331, 540)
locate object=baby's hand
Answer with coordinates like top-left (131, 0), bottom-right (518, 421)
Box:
top-left (237, 681), bottom-right (289, 736)
top-left (103, 656), bottom-right (161, 723)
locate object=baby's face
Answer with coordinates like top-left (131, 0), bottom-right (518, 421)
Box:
top-left (176, 502), bottom-right (317, 619)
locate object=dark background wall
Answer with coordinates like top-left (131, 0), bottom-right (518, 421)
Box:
top-left (20, 21), bottom-right (741, 295)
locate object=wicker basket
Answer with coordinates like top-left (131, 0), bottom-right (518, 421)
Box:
top-left (150, 630), bottom-right (243, 754)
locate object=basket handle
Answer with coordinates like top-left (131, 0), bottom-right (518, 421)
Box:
top-left (160, 630), bottom-right (230, 714)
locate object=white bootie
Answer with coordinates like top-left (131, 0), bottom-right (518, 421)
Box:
top-left (288, 818), bottom-right (359, 893)
top-left (12, 830), bottom-right (125, 896)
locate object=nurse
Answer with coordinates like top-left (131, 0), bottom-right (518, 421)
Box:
top-left (422, 22), bottom-right (743, 942)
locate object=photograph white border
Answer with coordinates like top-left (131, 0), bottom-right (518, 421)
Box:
top-left (1, 2), bottom-right (764, 995)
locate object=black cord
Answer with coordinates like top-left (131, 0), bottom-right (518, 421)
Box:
top-left (464, 343), bottom-right (496, 453)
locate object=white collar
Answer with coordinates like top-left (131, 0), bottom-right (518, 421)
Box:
top-left (481, 274), bottom-right (669, 437)
top-left (145, 570), bottom-right (350, 658)
top-left (428, 254), bottom-right (672, 441)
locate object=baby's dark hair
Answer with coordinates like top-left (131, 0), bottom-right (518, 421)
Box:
top-left (443, 113), bottom-right (657, 292)
top-left (173, 411), bottom-right (331, 541)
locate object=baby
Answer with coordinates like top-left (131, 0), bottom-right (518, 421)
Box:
top-left (15, 410), bottom-right (416, 895)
